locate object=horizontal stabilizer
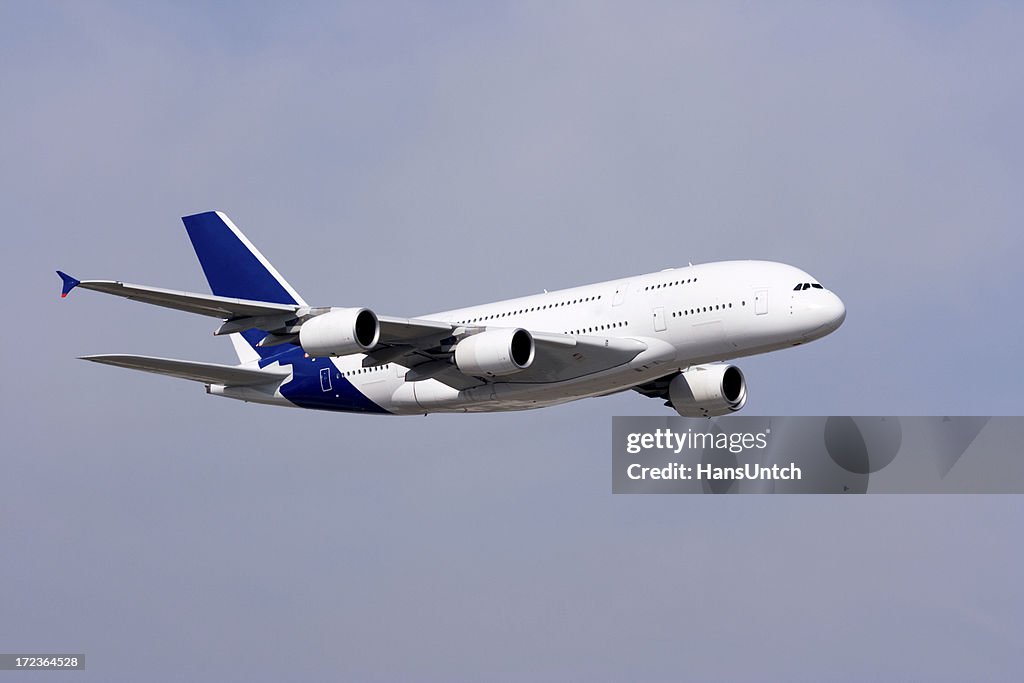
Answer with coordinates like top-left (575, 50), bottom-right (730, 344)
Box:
top-left (80, 354), bottom-right (291, 386)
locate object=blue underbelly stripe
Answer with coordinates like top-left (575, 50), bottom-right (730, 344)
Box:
top-left (251, 337), bottom-right (389, 415)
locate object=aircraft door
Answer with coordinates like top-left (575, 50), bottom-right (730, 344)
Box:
top-left (612, 282), bottom-right (629, 307)
top-left (754, 288), bottom-right (768, 315)
top-left (653, 306), bottom-right (667, 332)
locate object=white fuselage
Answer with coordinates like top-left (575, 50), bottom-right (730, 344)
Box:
top-left (221, 260), bottom-right (845, 414)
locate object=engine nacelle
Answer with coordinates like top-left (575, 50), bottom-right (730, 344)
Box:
top-left (669, 364), bottom-right (747, 417)
top-left (454, 328), bottom-right (535, 378)
top-left (298, 308), bottom-right (380, 357)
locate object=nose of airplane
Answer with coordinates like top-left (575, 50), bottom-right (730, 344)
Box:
top-left (803, 290), bottom-right (846, 339)
top-left (824, 291), bottom-right (846, 330)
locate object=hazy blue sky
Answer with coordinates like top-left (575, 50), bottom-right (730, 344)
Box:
top-left (2, 2), bottom-right (1022, 681)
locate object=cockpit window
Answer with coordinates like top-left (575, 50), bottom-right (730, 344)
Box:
top-left (811, 283), bottom-right (823, 289)
top-left (794, 284), bottom-right (803, 291)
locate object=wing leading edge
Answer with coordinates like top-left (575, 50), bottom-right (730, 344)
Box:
top-left (57, 276), bottom-right (300, 319)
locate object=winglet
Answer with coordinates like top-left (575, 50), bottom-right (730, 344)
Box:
top-left (56, 270), bottom-right (80, 298)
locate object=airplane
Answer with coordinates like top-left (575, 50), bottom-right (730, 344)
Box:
top-left (57, 211), bottom-right (846, 417)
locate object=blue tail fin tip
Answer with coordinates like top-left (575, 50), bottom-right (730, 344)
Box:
top-left (57, 270), bottom-right (80, 298)
top-left (181, 210), bottom-right (302, 306)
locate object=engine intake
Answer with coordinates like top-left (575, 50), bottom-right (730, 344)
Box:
top-left (299, 307), bottom-right (380, 357)
top-left (669, 364), bottom-right (747, 417)
top-left (454, 328), bottom-right (535, 378)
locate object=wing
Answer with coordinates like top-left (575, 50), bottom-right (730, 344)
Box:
top-left (57, 274), bottom-right (457, 340)
top-left (81, 354), bottom-right (291, 386)
top-left (369, 326), bottom-right (653, 389)
top-left (507, 333), bottom-right (649, 383)
top-left (59, 275), bottom-right (300, 319)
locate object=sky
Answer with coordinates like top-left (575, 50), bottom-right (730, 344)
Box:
top-left (2, 2), bottom-right (1022, 681)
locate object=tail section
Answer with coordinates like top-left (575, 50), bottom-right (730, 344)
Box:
top-left (182, 211), bottom-right (307, 307)
top-left (228, 332), bottom-right (263, 364)
top-left (183, 211), bottom-right (307, 362)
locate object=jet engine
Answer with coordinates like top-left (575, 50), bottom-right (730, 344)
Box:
top-left (298, 307), bottom-right (380, 357)
top-left (454, 328), bottom-right (535, 377)
top-left (669, 364), bottom-right (747, 417)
